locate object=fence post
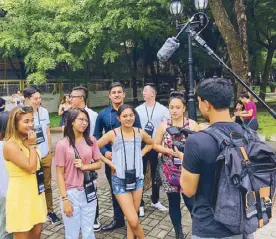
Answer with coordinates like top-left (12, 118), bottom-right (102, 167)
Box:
top-left (20, 80), bottom-right (25, 91)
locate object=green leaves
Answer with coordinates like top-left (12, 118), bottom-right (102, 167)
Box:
top-left (0, 0), bottom-right (176, 84)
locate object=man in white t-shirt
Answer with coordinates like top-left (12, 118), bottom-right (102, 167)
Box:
top-left (69, 86), bottom-right (100, 230)
top-left (23, 87), bottom-right (60, 224)
top-left (69, 86), bottom-right (98, 136)
top-left (136, 83), bottom-right (170, 216)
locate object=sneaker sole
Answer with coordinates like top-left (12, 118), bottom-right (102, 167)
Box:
top-left (151, 206), bottom-right (168, 212)
top-left (94, 227), bottom-right (101, 232)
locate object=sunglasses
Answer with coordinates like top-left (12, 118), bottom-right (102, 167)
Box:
top-left (145, 83), bottom-right (156, 87)
top-left (69, 95), bottom-right (83, 99)
top-left (16, 106), bottom-right (33, 113)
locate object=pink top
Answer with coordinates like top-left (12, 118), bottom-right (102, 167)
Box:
top-left (55, 137), bottom-right (101, 190)
top-left (244, 101), bottom-right (257, 119)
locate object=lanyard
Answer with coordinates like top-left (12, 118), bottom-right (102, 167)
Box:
top-left (73, 144), bottom-right (82, 178)
top-left (120, 127), bottom-right (136, 170)
top-left (145, 102), bottom-right (156, 122)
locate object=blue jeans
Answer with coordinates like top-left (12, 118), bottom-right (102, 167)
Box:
top-left (192, 234), bottom-right (254, 239)
top-left (0, 195), bottom-right (13, 239)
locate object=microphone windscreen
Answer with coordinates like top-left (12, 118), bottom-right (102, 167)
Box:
top-left (157, 37), bottom-right (180, 62)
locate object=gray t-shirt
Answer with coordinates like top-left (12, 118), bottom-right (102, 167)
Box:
top-left (135, 102), bottom-right (170, 139)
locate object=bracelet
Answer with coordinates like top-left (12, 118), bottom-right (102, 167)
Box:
top-left (29, 144), bottom-right (37, 146)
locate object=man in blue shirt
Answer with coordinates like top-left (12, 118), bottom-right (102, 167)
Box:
top-left (94, 82), bottom-right (141, 231)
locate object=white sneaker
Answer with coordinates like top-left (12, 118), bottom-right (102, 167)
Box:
top-left (139, 206), bottom-right (145, 217)
top-left (94, 218), bottom-right (101, 232)
top-left (151, 201), bottom-right (168, 212)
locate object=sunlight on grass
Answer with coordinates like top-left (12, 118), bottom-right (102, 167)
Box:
top-left (258, 111), bottom-right (276, 139)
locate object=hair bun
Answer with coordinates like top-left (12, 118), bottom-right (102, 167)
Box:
top-left (170, 91), bottom-right (185, 98)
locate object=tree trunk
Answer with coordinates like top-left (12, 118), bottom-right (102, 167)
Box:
top-left (259, 45), bottom-right (275, 100)
top-left (234, 0), bottom-right (249, 81)
top-left (132, 43), bottom-right (139, 105)
top-left (8, 57), bottom-right (22, 79)
top-left (209, 0), bottom-right (249, 94)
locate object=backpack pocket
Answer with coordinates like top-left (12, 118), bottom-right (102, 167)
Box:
top-left (243, 171), bottom-right (275, 234)
top-left (213, 170), bottom-right (244, 234)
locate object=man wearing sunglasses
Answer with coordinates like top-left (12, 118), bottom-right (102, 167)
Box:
top-left (69, 86), bottom-right (98, 137)
top-left (135, 83), bottom-right (170, 217)
top-left (23, 87), bottom-right (60, 224)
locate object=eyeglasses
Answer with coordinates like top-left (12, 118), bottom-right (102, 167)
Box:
top-left (76, 118), bottom-right (89, 124)
top-left (69, 95), bottom-right (83, 99)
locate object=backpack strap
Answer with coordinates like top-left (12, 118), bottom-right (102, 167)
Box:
top-left (203, 126), bottom-right (231, 150)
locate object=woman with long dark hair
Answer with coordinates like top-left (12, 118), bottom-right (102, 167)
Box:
top-left (55, 108), bottom-right (102, 239)
top-left (3, 106), bottom-right (47, 239)
top-left (98, 104), bottom-right (153, 239)
top-left (154, 91), bottom-right (199, 238)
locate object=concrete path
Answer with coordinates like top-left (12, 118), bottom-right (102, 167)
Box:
top-left (41, 132), bottom-right (276, 239)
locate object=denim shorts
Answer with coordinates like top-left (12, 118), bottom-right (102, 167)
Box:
top-left (111, 175), bottom-right (144, 195)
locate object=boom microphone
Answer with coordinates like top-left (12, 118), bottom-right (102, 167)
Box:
top-left (157, 14), bottom-right (196, 62)
top-left (157, 37), bottom-right (180, 62)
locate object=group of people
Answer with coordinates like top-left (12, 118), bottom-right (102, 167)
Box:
top-left (0, 78), bottom-right (259, 239)
top-left (233, 92), bottom-right (258, 130)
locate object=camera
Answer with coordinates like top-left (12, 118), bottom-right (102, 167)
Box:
top-left (172, 141), bottom-right (186, 152)
top-left (166, 126), bottom-right (195, 152)
top-left (84, 171), bottom-right (98, 183)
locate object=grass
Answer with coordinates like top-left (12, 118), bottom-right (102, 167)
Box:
top-left (257, 111), bottom-right (276, 139)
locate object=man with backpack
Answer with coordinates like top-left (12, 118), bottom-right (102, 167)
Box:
top-left (177, 78), bottom-right (276, 238)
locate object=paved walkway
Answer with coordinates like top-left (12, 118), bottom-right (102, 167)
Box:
top-left (41, 133), bottom-right (276, 239)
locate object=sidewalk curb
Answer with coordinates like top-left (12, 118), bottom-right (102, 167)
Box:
top-left (50, 127), bottom-right (63, 134)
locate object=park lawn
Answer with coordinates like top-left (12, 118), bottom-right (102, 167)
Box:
top-left (50, 107), bottom-right (276, 140)
top-left (257, 111), bottom-right (276, 139)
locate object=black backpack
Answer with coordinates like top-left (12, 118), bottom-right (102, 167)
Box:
top-left (204, 124), bottom-right (276, 235)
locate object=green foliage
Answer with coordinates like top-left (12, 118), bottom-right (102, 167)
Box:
top-left (0, 0), bottom-right (176, 83)
top-left (247, 0), bottom-right (276, 76)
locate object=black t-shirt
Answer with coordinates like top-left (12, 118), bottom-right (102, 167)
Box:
top-left (182, 122), bottom-right (243, 238)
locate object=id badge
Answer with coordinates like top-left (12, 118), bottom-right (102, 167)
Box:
top-left (36, 168), bottom-right (45, 195)
top-left (125, 169), bottom-right (136, 191)
top-left (173, 157), bottom-right (181, 166)
top-left (144, 121), bottom-right (154, 138)
top-left (84, 181), bottom-right (96, 203)
top-left (34, 124), bottom-right (45, 145)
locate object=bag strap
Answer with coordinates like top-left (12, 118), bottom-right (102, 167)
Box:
top-left (202, 126), bottom-right (232, 209)
top-left (203, 126), bottom-right (231, 150)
